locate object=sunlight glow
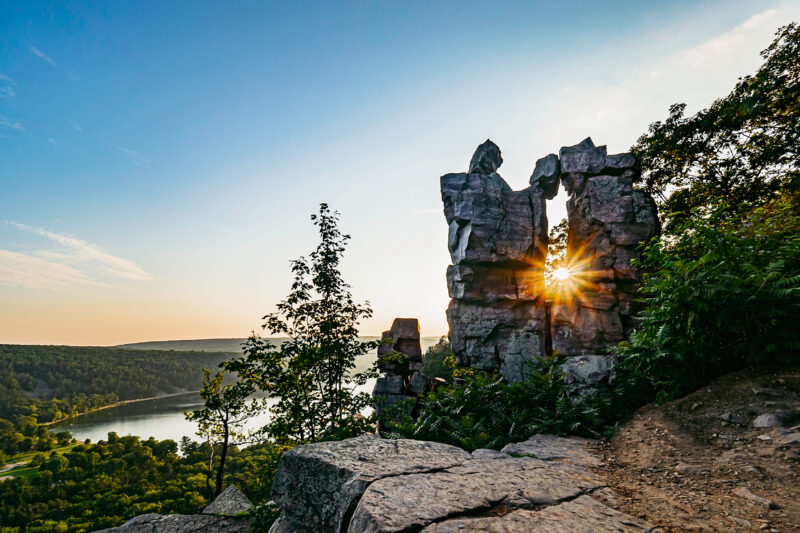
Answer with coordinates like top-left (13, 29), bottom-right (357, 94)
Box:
top-left (553, 267), bottom-right (571, 281)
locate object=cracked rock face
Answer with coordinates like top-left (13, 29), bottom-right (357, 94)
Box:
top-left (422, 495), bottom-right (655, 532)
top-left (268, 434), bottom-right (653, 533)
top-left (553, 138), bottom-right (660, 356)
top-left (441, 138), bottom-right (659, 381)
top-left (441, 141), bottom-right (548, 382)
top-left (270, 435), bottom-right (470, 532)
top-left (94, 513), bottom-right (253, 533)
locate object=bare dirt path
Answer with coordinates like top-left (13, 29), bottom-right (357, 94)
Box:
top-left (598, 366), bottom-right (800, 532)
top-left (0, 461), bottom-right (27, 474)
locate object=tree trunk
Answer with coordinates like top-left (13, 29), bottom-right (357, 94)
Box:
top-left (215, 421), bottom-right (229, 497)
top-left (205, 443), bottom-right (215, 497)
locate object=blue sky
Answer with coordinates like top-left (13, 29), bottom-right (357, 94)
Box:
top-left (1, 0), bottom-right (799, 345)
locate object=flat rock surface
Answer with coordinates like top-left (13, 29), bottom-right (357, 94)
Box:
top-left (350, 457), bottom-right (604, 532)
top-left (94, 512), bottom-right (252, 533)
top-left (271, 435), bottom-right (470, 532)
top-left (270, 434), bottom-right (652, 533)
top-left (422, 495), bottom-right (655, 532)
top-left (501, 433), bottom-right (601, 467)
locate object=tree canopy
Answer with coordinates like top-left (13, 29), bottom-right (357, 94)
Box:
top-left (634, 23), bottom-right (799, 231)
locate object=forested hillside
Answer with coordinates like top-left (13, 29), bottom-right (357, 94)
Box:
top-left (0, 345), bottom-right (231, 425)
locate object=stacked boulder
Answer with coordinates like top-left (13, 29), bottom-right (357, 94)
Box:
top-left (440, 138), bottom-right (659, 386)
top-left (551, 138), bottom-right (660, 359)
top-left (373, 318), bottom-right (430, 417)
top-left (440, 140), bottom-right (552, 382)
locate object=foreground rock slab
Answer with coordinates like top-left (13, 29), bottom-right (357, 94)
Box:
top-left (422, 495), bottom-right (655, 532)
top-left (501, 433), bottom-right (601, 467)
top-left (95, 513), bottom-right (252, 533)
top-left (269, 434), bottom-right (653, 533)
top-left (270, 435), bottom-right (470, 532)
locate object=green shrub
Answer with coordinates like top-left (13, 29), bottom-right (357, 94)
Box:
top-left (383, 353), bottom-right (619, 451)
top-left (615, 197), bottom-right (800, 401)
top-left (420, 337), bottom-right (454, 382)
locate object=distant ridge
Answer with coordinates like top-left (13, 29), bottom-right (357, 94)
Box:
top-left (115, 336), bottom-right (406, 354)
top-left (115, 338), bottom-right (274, 353)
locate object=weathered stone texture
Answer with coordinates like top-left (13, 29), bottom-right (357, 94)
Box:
top-left (422, 495), bottom-right (655, 532)
top-left (268, 434), bottom-right (652, 533)
top-left (202, 484), bottom-right (254, 516)
top-left (270, 435), bottom-right (470, 532)
top-left (441, 137), bottom-right (658, 382)
top-left (441, 141), bottom-right (548, 382)
top-left (94, 513), bottom-right (253, 533)
top-left (373, 318), bottom-right (434, 423)
top-left (553, 138), bottom-right (659, 357)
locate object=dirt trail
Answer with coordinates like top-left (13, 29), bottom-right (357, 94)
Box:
top-left (598, 366), bottom-right (800, 532)
top-left (0, 461), bottom-right (27, 474)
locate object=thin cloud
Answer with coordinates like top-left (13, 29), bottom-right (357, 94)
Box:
top-left (0, 115), bottom-right (24, 132)
top-left (0, 250), bottom-right (108, 289)
top-left (1, 74), bottom-right (16, 100)
top-left (118, 146), bottom-right (150, 165)
top-left (533, 4), bottom-right (797, 157)
top-left (8, 222), bottom-right (152, 282)
top-left (680, 8), bottom-right (779, 70)
top-left (30, 45), bottom-right (56, 66)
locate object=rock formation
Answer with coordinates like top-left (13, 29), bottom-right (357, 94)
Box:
top-left (441, 140), bottom-right (549, 382)
top-left (373, 318), bottom-right (431, 417)
top-left (552, 137), bottom-right (660, 358)
top-left (268, 434), bottom-right (655, 532)
top-left (441, 138), bottom-right (659, 383)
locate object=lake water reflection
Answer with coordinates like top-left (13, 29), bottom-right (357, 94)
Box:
top-left (52, 338), bottom-right (440, 444)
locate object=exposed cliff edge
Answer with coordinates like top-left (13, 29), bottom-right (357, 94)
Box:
top-left (268, 434), bottom-right (655, 532)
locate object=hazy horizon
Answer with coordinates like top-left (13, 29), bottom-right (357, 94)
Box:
top-left (2, 0), bottom-right (799, 345)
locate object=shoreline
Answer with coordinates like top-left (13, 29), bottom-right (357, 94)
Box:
top-left (42, 390), bottom-right (200, 427)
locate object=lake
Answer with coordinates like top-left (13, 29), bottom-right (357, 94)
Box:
top-left (52, 337), bottom-right (442, 444)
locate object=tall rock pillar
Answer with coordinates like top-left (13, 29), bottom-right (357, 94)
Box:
top-left (440, 140), bottom-right (551, 382)
top-left (552, 138), bottom-right (660, 356)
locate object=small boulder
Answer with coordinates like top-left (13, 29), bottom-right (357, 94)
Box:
top-left (530, 154), bottom-right (560, 199)
top-left (559, 137), bottom-right (607, 175)
top-left (602, 153), bottom-right (639, 175)
top-left (468, 139), bottom-right (502, 175)
top-left (407, 372), bottom-right (430, 396)
top-left (753, 410), bottom-right (797, 428)
top-left (501, 434), bottom-right (600, 467)
top-left (732, 486), bottom-right (776, 509)
top-left (202, 485), bottom-right (254, 516)
top-left (720, 412), bottom-right (749, 425)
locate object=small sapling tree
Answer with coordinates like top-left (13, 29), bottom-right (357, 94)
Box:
top-left (224, 203), bottom-right (377, 444)
top-left (186, 369), bottom-right (260, 497)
